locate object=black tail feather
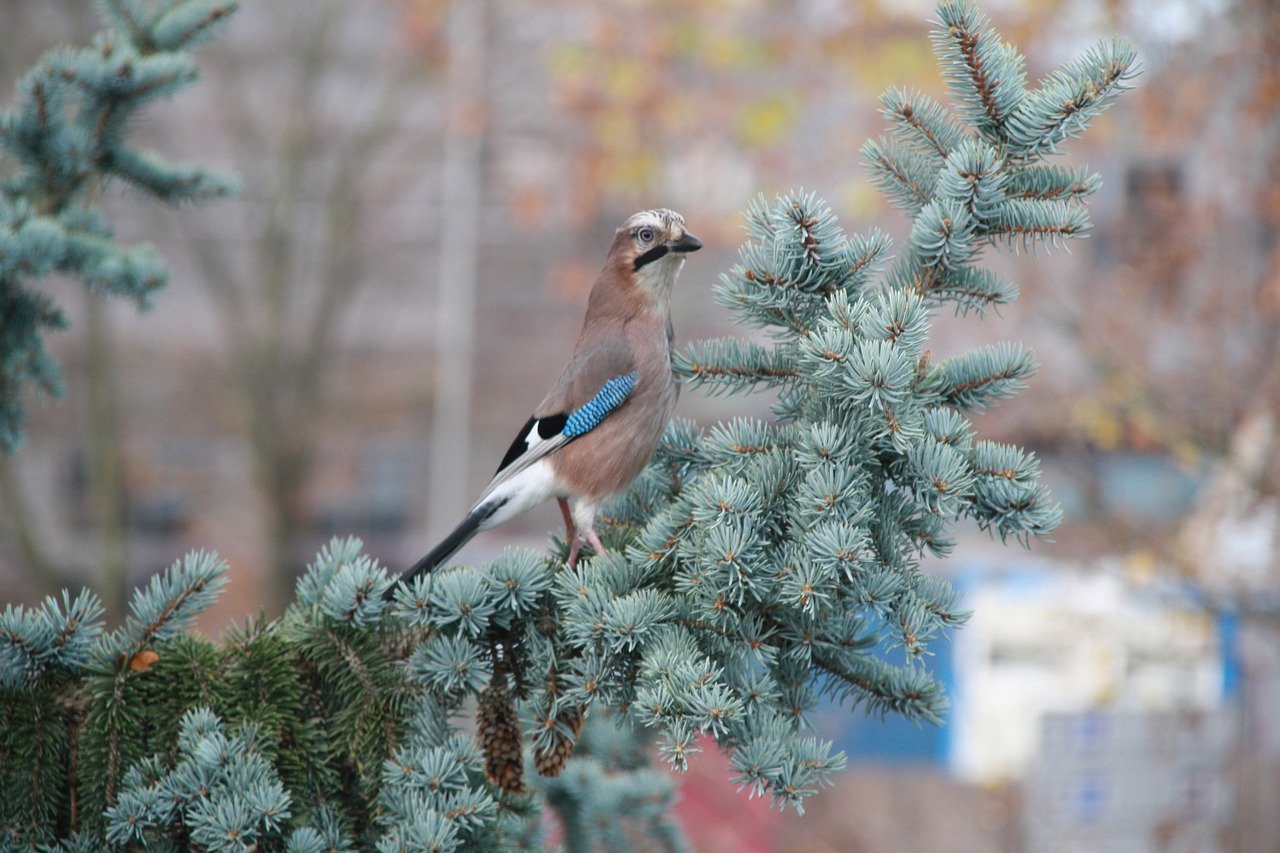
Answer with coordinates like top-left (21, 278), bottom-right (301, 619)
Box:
top-left (386, 500), bottom-right (503, 599)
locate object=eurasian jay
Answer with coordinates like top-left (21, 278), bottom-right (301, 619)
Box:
top-left (397, 209), bottom-right (701, 588)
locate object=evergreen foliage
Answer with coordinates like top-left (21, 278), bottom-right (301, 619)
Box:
top-left (0, 3), bottom-right (1135, 848)
top-left (0, 0), bottom-right (237, 452)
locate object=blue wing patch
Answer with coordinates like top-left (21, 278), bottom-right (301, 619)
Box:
top-left (563, 373), bottom-right (637, 438)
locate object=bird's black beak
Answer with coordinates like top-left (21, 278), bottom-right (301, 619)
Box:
top-left (668, 231), bottom-right (702, 253)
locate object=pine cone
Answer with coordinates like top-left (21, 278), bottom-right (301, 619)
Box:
top-left (534, 705), bottom-right (586, 778)
top-left (477, 676), bottom-right (524, 795)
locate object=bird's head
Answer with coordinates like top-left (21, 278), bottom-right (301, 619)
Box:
top-left (609, 208), bottom-right (701, 300)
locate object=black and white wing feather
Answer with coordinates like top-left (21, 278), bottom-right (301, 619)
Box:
top-left (477, 412), bottom-right (571, 503)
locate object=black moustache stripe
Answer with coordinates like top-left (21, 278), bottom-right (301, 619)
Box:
top-left (634, 245), bottom-right (669, 270)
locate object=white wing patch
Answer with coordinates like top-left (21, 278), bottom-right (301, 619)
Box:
top-left (525, 421), bottom-right (547, 451)
top-left (479, 431), bottom-right (569, 505)
top-left (475, 459), bottom-right (559, 530)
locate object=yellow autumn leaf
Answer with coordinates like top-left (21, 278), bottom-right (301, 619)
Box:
top-left (857, 36), bottom-right (937, 94)
top-left (597, 111), bottom-right (640, 154)
top-left (613, 151), bottom-right (658, 194)
top-left (842, 180), bottom-right (884, 219)
top-left (737, 94), bottom-right (797, 148)
top-left (704, 32), bottom-right (774, 71)
top-left (606, 59), bottom-right (647, 102)
top-left (1074, 399), bottom-right (1122, 451)
top-left (546, 44), bottom-right (591, 77)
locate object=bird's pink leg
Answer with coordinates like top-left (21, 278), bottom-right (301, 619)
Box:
top-left (557, 498), bottom-right (577, 541)
top-left (585, 528), bottom-right (606, 557)
top-left (559, 498), bottom-right (583, 568)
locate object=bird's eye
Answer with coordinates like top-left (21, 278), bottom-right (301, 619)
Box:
top-left (637, 227), bottom-right (656, 243)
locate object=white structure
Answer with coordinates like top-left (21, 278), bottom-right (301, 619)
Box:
top-left (947, 562), bottom-right (1226, 785)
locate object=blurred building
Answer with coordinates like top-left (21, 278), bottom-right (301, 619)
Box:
top-left (950, 563), bottom-right (1228, 784)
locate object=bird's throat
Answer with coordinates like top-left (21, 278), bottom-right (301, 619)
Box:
top-left (634, 254), bottom-right (684, 310)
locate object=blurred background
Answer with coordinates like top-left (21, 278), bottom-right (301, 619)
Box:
top-left (1, 0), bottom-right (1277, 849)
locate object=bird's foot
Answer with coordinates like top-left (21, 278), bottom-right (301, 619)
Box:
top-left (565, 530), bottom-right (606, 570)
top-left (585, 528), bottom-right (606, 557)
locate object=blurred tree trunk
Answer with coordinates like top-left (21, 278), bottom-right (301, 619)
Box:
top-left (84, 293), bottom-right (129, 621)
top-left (173, 0), bottom-right (435, 612)
top-left (0, 460), bottom-right (78, 596)
top-left (0, 3), bottom-right (125, 611)
top-left (0, 212), bottom-right (132, 622)
top-left (238, 6), bottom-right (336, 611)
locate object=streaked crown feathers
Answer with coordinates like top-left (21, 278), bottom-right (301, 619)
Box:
top-left (621, 208), bottom-right (686, 236)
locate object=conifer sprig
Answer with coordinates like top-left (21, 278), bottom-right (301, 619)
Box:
top-left (0, 0), bottom-right (239, 451)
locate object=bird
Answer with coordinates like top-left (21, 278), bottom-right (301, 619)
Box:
top-left (395, 208), bottom-right (701, 591)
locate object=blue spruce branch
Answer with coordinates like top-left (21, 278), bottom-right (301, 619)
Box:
top-left (0, 0), bottom-right (239, 451)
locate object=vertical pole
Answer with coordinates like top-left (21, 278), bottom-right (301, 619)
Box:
top-left (427, 0), bottom-right (486, 541)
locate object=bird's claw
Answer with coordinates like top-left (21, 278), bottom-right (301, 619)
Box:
top-left (566, 529), bottom-right (606, 570)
